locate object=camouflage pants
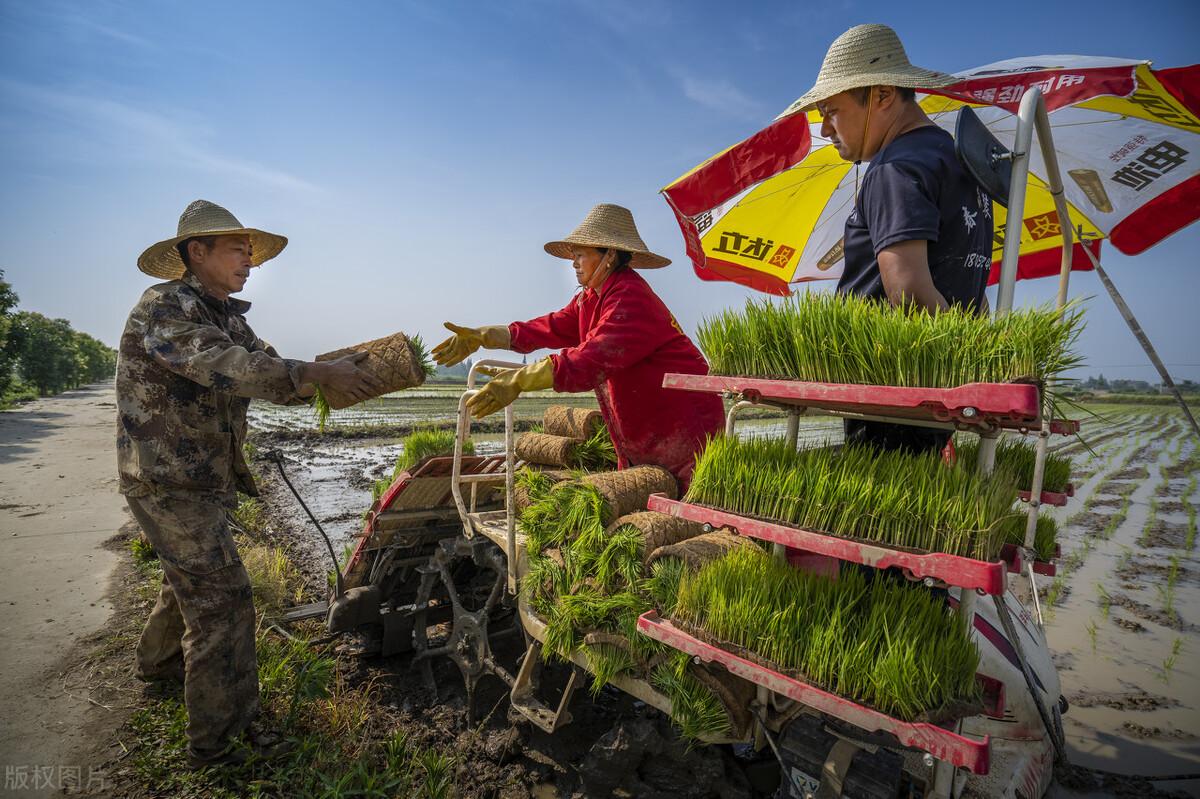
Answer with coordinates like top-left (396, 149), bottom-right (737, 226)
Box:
top-left (125, 493), bottom-right (259, 758)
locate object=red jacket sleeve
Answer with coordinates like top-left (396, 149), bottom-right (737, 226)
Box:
top-left (508, 297), bottom-right (582, 354)
top-left (549, 278), bottom-right (674, 393)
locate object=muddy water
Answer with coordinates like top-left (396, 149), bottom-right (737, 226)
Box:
top-left (1043, 411), bottom-right (1200, 792)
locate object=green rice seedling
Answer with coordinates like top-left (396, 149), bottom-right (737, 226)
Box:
top-left (312, 385), bottom-right (332, 431)
top-left (1103, 499), bottom-right (1130, 540)
top-left (1116, 547), bottom-right (1133, 572)
top-left (956, 437), bottom-right (1073, 494)
top-left (687, 435), bottom-right (1023, 560)
top-left (368, 429), bottom-right (472, 501)
top-left (408, 334), bottom-right (438, 380)
top-left (572, 425), bottom-right (618, 471)
top-left (394, 428), bottom-right (471, 475)
top-left (582, 640), bottom-right (637, 696)
top-left (671, 547), bottom-right (980, 720)
top-left (999, 513), bottom-right (1059, 561)
top-left (1044, 576), bottom-right (1068, 607)
top-left (593, 525), bottom-right (644, 590)
top-left (1096, 584), bottom-right (1112, 619)
top-left (646, 557), bottom-right (687, 616)
top-left (651, 651), bottom-right (731, 740)
top-left (697, 292), bottom-right (1084, 395)
top-left (1086, 620), bottom-right (1098, 652)
top-left (1141, 498), bottom-right (1159, 544)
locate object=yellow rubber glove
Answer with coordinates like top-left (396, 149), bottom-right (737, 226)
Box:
top-left (466, 358), bottom-right (554, 419)
top-left (431, 322), bottom-right (511, 367)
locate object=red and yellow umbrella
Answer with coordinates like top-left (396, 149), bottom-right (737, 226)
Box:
top-left (663, 56), bottom-right (1200, 296)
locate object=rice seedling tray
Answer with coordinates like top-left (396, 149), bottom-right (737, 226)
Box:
top-left (344, 454), bottom-right (506, 579)
top-left (637, 611), bottom-right (994, 774)
top-left (998, 543), bottom-right (1060, 577)
top-left (1017, 484), bottom-right (1074, 507)
top-left (662, 373), bottom-right (1080, 435)
top-left (647, 495), bottom-right (1009, 595)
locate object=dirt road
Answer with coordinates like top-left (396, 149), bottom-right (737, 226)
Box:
top-left (0, 384), bottom-right (125, 798)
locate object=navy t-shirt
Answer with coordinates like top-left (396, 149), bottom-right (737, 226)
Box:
top-left (837, 126), bottom-right (992, 309)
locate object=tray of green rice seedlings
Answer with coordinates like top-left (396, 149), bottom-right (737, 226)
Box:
top-left (697, 292), bottom-right (1084, 392)
top-left (997, 513), bottom-right (1061, 572)
top-left (644, 547), bottom-right (985, 723)
top-left (370, 428), bottom-right (474, 501)
top-left (955, 437), bottom-right (1074, 504)
top-left (680, 435), bottom-right (1025, 589)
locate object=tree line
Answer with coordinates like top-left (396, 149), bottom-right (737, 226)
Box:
top-left (0, 269), bottom-right (117, 404)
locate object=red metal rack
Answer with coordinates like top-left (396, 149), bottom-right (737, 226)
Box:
top-left (1000, 543), bottom-right (1059, 577)
top-left (662, 373), bottom-right (1079, 435)
top-left (637, 612), bottom-right (993, 774)
top-left (647, 495), bottom-right (1009, 595)
top-left (1017, 484), bottom-right (1074, 507)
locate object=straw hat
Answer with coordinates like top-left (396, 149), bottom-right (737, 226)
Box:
top-left (786, 24), bottom-right (956, 115)
top-left (137, 199), bottom-right (288, 280)
top-left (544, 203), bottom-right (670, 269)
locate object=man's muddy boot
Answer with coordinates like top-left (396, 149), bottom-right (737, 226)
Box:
top-left (187, 726), bottom-right (296, 770)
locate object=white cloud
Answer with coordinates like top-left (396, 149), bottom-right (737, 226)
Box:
top-left (0, 80), bottom-right (319, 194)
top-left (672, 68), bottom-right (763, 119)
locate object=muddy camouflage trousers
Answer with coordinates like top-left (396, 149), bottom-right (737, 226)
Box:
top-left (125, 493), bottom-right (259, 758)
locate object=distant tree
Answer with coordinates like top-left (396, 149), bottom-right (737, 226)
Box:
top-left (8, 312), bottom-right (81, 395)
top-left (73, 331), bottom-right (117, 383)
top-left (0, 270), bottom-right (18, 397)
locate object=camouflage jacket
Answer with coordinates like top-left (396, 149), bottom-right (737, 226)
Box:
top-left (117, 272), bottom-right (306, 502)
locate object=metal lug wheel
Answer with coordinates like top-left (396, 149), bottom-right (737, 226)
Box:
top-left (411, 535), bottom-right (519, 722)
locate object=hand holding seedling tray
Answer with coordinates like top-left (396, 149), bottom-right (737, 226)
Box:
top-left (312, 331), bottom-right (436, 422)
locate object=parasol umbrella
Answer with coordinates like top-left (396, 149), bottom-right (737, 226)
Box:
top-left (662, 55), bottom-right (1200, 434)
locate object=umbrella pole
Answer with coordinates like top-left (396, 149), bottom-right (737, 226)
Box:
top-left (1080, 242), bottom-right (1200, 440)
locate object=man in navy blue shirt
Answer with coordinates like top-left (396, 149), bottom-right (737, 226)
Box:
top-left (791, 24), bottom-right (993, 452)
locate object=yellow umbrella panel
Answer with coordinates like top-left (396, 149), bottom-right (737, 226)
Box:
top-left (663, 56), bottom-right (1199, 295)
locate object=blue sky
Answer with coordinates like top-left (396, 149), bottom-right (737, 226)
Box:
top-left (1, 0), bottom-right (1198, 382)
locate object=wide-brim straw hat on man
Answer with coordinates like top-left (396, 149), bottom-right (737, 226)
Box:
top-left (544, 203), bottom-right (671, 269)
top-left (137, 199), bottom-right (288, 280)
top-left (785, 23), bottom-right (956, 115)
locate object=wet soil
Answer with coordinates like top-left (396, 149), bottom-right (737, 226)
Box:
top-left (1107, 592), bottom-right (1188, 631)
top-left (1141, 521), bottom-right (1192, 550)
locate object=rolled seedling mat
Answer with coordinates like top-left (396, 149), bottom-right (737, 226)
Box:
top-left (543, 405), bottom-right (604, 440)
top-left (583, 466), bottom-right (678, 522)
top-left (647, 530), bottom-right (756, 572)
top-left (516, 432), bottom-right (579, 467)
top-left (690, 662), bottom-right (756, 740)
top-left (316, 331), bottom-right (428, 409)
top-left (606, 511), bottom-right (706, 564)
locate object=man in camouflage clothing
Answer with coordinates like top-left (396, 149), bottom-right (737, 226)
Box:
top-left (117, 199), bottom-right (382, 767)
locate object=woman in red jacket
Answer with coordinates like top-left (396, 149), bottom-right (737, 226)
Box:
top-left (432, 203), bottom-right (724, 487)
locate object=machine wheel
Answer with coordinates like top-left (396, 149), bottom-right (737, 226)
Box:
top-left (411, 535), bottom-right (519, 722)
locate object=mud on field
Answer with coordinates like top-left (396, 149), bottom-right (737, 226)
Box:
top-left (1044, 407), bottom-right (1200, 793)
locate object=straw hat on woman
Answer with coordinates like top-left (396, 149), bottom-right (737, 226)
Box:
top-left (433, 203), bottom-right (724, 486)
